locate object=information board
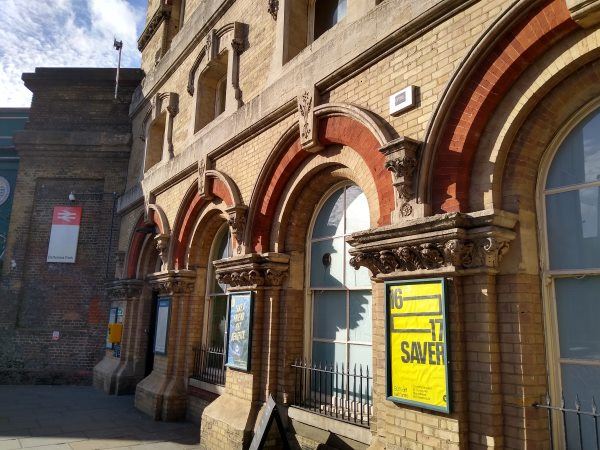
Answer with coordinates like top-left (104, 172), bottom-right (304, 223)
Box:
top-left (154, 298), bottom-right (171, 355)
top-left (226, 291), bottom-right (253, 372)
top-left (386, 278), bottom-right (450, 413)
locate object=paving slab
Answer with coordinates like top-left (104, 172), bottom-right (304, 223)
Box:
top-left (0, 387), bottom-right (200, 450)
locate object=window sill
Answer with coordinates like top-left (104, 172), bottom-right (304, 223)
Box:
top-left (287, 406), bottom-right (371, 446)
top-left (188, 377), bottom-right (225, 396)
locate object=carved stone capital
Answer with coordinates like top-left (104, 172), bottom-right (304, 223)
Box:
top-left (347, 209), bottom-right (518, 277)
top-left (379, 137), bottom-right (421, 218)
top-left (107, 279), bottom-right (145, 301)
top-left (213, 253), bottom-right (290, 289)
top-left (268, 0), bottom-right (279, 19)
top-left (147, 270), bottom-right (196, 296)
top-left (567, 0), bottom-right (600, 27)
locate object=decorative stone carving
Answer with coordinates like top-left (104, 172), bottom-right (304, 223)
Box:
top-left (137, 4), bottom-right (171, 51)
top-left (297, 87), bottom-right (320, 151)
top-left (213, 253), bottom-right (290, 289)
top-left (108, 279), bottom-right (144, 301)
top-left (226, 206), bottom-right (247, 254)
top-left (268, 0), bottom-right (279, 19)
top-left (147, 270), bottom-right (196, 296)
top-left (379, 137), bottom-right (421, 218)
top-left (347, 209), bottom-right (518, 277)
top-left (154, 234), bottom-right (170, 271)
top-left (231, 37), bottom-right (244, 54)
top-left (349, 237), bottom-right (511, 276)
top-left (198, 158), bottom-right (207, 195)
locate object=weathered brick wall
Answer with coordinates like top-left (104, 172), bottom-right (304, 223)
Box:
top-left (0, 68), bottom-right (142, 385)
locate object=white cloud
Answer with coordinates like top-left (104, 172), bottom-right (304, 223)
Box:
top-left (0, 0), bottom-right (144, 107)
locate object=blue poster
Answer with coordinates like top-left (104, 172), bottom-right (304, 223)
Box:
top-left (226, 292), bottom-right (253, 371)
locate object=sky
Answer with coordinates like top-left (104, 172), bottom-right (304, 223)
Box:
top-left (0, 0), bottom-right (147, 107)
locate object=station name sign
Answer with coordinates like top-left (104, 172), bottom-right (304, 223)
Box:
top-left (386, 278), bottom-right (450, 413)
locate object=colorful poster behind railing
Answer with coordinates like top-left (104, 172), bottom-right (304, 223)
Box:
top-left (386, 278), bottom-right (450, 412)
top-left (47, 206), bottom-right (82, 263)
top-left (226, 291), bottom-right (253, 372)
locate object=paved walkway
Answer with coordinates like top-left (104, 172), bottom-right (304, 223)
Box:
top-left (0, 386), bottom-right (200, 450)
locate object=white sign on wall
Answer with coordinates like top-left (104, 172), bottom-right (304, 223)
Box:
top-left (47, 206), bottom-right (82, 263)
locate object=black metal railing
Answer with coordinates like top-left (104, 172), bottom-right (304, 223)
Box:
top-left (191, 346), bottom-right (226, 386)
top-left (534, 393), bottom-right (600, 449)
top-left (291, 359), bottom-right (372, 428)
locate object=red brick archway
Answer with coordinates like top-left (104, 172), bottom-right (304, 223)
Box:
top-left (125, 208), bottom-right (169, 279)
top-left (430, 0), bottom-right (578, 213)
top-left (172, 177), bottom-right (234, 270)
top-left (251, 115), bottom-right (393, 253)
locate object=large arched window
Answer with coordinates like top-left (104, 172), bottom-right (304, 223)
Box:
top-left (540, 106), bottom-right (600, 447)
top-left (205, 223), bottom-right (232, 349)
top-left (308, 184), bottom-right (372, 369)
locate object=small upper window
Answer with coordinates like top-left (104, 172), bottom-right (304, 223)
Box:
top-left (313, 0), bottom-right (347, 40)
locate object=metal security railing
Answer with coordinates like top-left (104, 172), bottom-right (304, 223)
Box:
top-left (291, 360), bottom-right (372, 428)
top-left (534, 393), bottom-right (600, 449)
top-left (191, 346), bottom-right (226, 386)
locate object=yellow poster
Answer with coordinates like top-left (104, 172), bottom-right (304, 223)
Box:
top-left (387, 279), bottom-right (449, 412)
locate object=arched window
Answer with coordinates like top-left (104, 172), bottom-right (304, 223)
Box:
top-left (540, 106), bottom-right (600, 447)
top-left (308, 184), bottom-right (372, 369)
top-left (194, 51), bottom-right (228, 133)
top-left (313, 0), bottom-right (347, 40)
top-left (205, 223), bottom-right (232, 349)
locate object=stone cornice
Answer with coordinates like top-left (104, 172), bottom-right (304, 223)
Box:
top-left (567, 0), bottom-right (600, 27)
top-left (137, 4), bottom-right (172, 52)
top-left (213, 253), bottom-right (290, 289)
top-left (147, 270), bottom-right (196, 295)
top-left (347, 209), bottom-right (518, 277)
top-left (107, 279), bottom-right (144, 301)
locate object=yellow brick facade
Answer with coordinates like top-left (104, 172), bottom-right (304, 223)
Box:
top-left (93, 0), bottom-right (600, 448)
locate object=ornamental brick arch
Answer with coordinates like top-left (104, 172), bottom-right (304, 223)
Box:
top-left (422, 0), bottom-right (579, 213)
top-left (171, 170), bottom-right (244, 270)
top-left (247, 103), bottom-right (395, 253)
top-left (125, 204), bottom-right (170, 279)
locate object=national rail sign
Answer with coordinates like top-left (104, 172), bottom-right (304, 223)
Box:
top-left (386, 278), bottom-right (450, 413)
top-left (47, 206), bottom-right (82, 263)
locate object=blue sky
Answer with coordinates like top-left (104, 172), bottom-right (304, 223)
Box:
top-left (0, 0), bottom-right (147, 107)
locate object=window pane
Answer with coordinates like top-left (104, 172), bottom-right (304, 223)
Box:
top-left (313, 291), bottom-right (346, 341)
top-left (349, 291), bottom-right (372, 343)
top-left (547, 109), bottom-right (600, 189)
top-left (555, 277), bottom-right (600, 360)
top-left (345, 242), bottom-right (371, 287)
top-left (313, 188), bottom-right (345, 239)
top-left (311, 237), bottom-right (344, 287)
top-left (314, 0), bottom-right (347, 39)
top-left (208, 296), bottom-right (228, 348)
top-left (561, 364), bottom-right (600, 449)
top-left (345, 185), bottom-right (370, 234)
top-left (546, 187), bottom-right (600, 269)
top-left (349, 344), bottom-right (372, 371)
top-left (312, 341), bottom-right (346, 366)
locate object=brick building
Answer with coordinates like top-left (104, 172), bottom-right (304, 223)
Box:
top-left (78, 0), bottom-right (600, 448)
top-left (0, 68), bottom-right (142, 384)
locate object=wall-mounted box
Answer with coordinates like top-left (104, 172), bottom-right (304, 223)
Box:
top-left (389, 86), bottom-right (417, 116)
top-left (107, 323), bottom-right (123, 344)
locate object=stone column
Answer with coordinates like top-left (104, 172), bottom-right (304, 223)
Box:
top-left (134, 270), bottom-right (196, 420)
top-left (199, 253), bottom-right (289, 449)
top-left (93, 279), bottom-right (144, 395)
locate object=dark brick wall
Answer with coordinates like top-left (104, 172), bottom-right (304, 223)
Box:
top-left (0, 68), bottom-right (143, 385)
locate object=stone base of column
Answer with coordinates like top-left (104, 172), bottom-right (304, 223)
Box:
top-left (200, 394), bottom-right (256, 449)
top-left (135, 371), bottom-right (169, 420)
top-left (92, 354), bottom-right (120, 394)
top-left (134, 371), bottom-right (187, 421)
top-left (113, 358), bottom-right (146, 395)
